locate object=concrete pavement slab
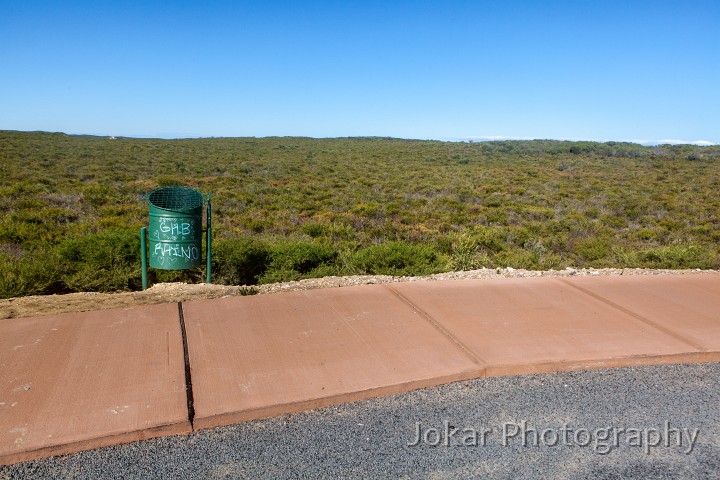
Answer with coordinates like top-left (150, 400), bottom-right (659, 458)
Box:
top-left (390, 277), bottom-right (719, 376)
top-left (4, 272), bottom-right (719, 465)
top-left (559, 274), bottom-right (720, 351)
top-left (182, 285), bottom-right (483, 430)
top-left (0, 304), bottom-right (190, 466)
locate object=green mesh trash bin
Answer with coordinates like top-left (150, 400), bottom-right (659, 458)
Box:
top-left (147, 186), bottom-right (204, 270)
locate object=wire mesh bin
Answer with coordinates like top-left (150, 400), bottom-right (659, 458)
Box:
top-left (140, 185), bottom-right (212, 289)
top-left (147, 186), bottom-right (204, 270)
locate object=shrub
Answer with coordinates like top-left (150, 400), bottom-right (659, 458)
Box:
top-left (636, 245), bottom-right (718, 269)
top-left (213, 237), bottom-right (270, 285)
top-left (492, 248), bottom-right (541, 270)
top-left (474, 227), bottom-right (507, 252)
top-left (256, 241), bottom-right (338, 283)
top-left (351, 241), bottom-right (444, 276)
top-left (448, 233), bottom-right (489, 271)
top-left (0, 250), bottom-right (67, 298)
top-left (574, 237), bottom-right (612, 262)
top-left (257, 268), bottom-right (301, 284)
top-left (57, 229), bottom-right (141, 292)
top-left (302, 222), bottom-right (329, 238)
top-left (636, 229), bottom-right (660, 241)
top-left (266, 241), bottom-right (338, 273)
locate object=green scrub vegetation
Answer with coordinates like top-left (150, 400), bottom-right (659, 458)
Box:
top-left (1, 131), bottom-right (718, 298)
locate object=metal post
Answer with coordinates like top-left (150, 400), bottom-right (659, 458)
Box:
top-left (205, 197), bottom-right (212, 284)
top-left (140, 227), bottom-right (148, 290)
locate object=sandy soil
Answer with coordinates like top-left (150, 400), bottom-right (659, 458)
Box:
top-left (1, 267), bottom-right (717, 319)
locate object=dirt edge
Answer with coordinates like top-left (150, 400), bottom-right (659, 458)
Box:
top-left (1, 267), bottom-right (718, 319)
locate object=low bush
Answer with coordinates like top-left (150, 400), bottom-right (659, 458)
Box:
top-left (257, 268), bottom-right (301, 284)
top-left (636, 245), bottom-right (719, 269)
top-left (351, 241), bottom-right (444, 276)
top-left (0, 250), bottom-right (67, 298)
top-left (213, 237), bottom-right (270, 286)
top-left (574, 237), bottom-right (612, 263)
top-left (57, 229), bottom-right (141, 292)
top-left (301, 222), bottom-right (329, 238)
top-left (491, 248), bottom-right (541, 270)
top-left (448, 233), bottom-right (489, 271)
top-left (258, 241), bottom-right (339, 284)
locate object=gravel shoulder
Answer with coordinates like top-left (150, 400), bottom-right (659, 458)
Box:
top-left (1, 267), bottom-right (717, 319)
top-left (3, 362), bottom-right (719, 479)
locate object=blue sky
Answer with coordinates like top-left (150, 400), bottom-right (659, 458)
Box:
top-left (1, 0), bottom-right (718, 144)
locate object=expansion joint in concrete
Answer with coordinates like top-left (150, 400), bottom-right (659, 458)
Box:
top-left (177, 302), bottom-right (196, 429)
top-left (383, 284), bottom-right (486, 367)
top-left (556, 278), bottom-right (707, 352)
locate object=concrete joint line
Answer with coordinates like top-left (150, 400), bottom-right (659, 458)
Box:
top-left (556, 278), bottom-right (707, 352)
top-left (177, 302), bottom-right (196, 429)
top-left (383, 284), bottom-right (487, 366)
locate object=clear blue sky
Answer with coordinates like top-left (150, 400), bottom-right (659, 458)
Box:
top-left (1, 0), bottom-right (718, 144)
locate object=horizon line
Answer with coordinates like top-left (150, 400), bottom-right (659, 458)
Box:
top-left (2, 129), bottom-right (717, 147)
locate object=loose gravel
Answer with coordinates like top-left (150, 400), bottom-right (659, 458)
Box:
top-left (3, 362), bottom-right (719, 479)
top-left (257, 266), bottom-right (718, 294)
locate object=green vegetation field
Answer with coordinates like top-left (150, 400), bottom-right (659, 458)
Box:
top-left (1, 130), bottom-right (719, 298)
